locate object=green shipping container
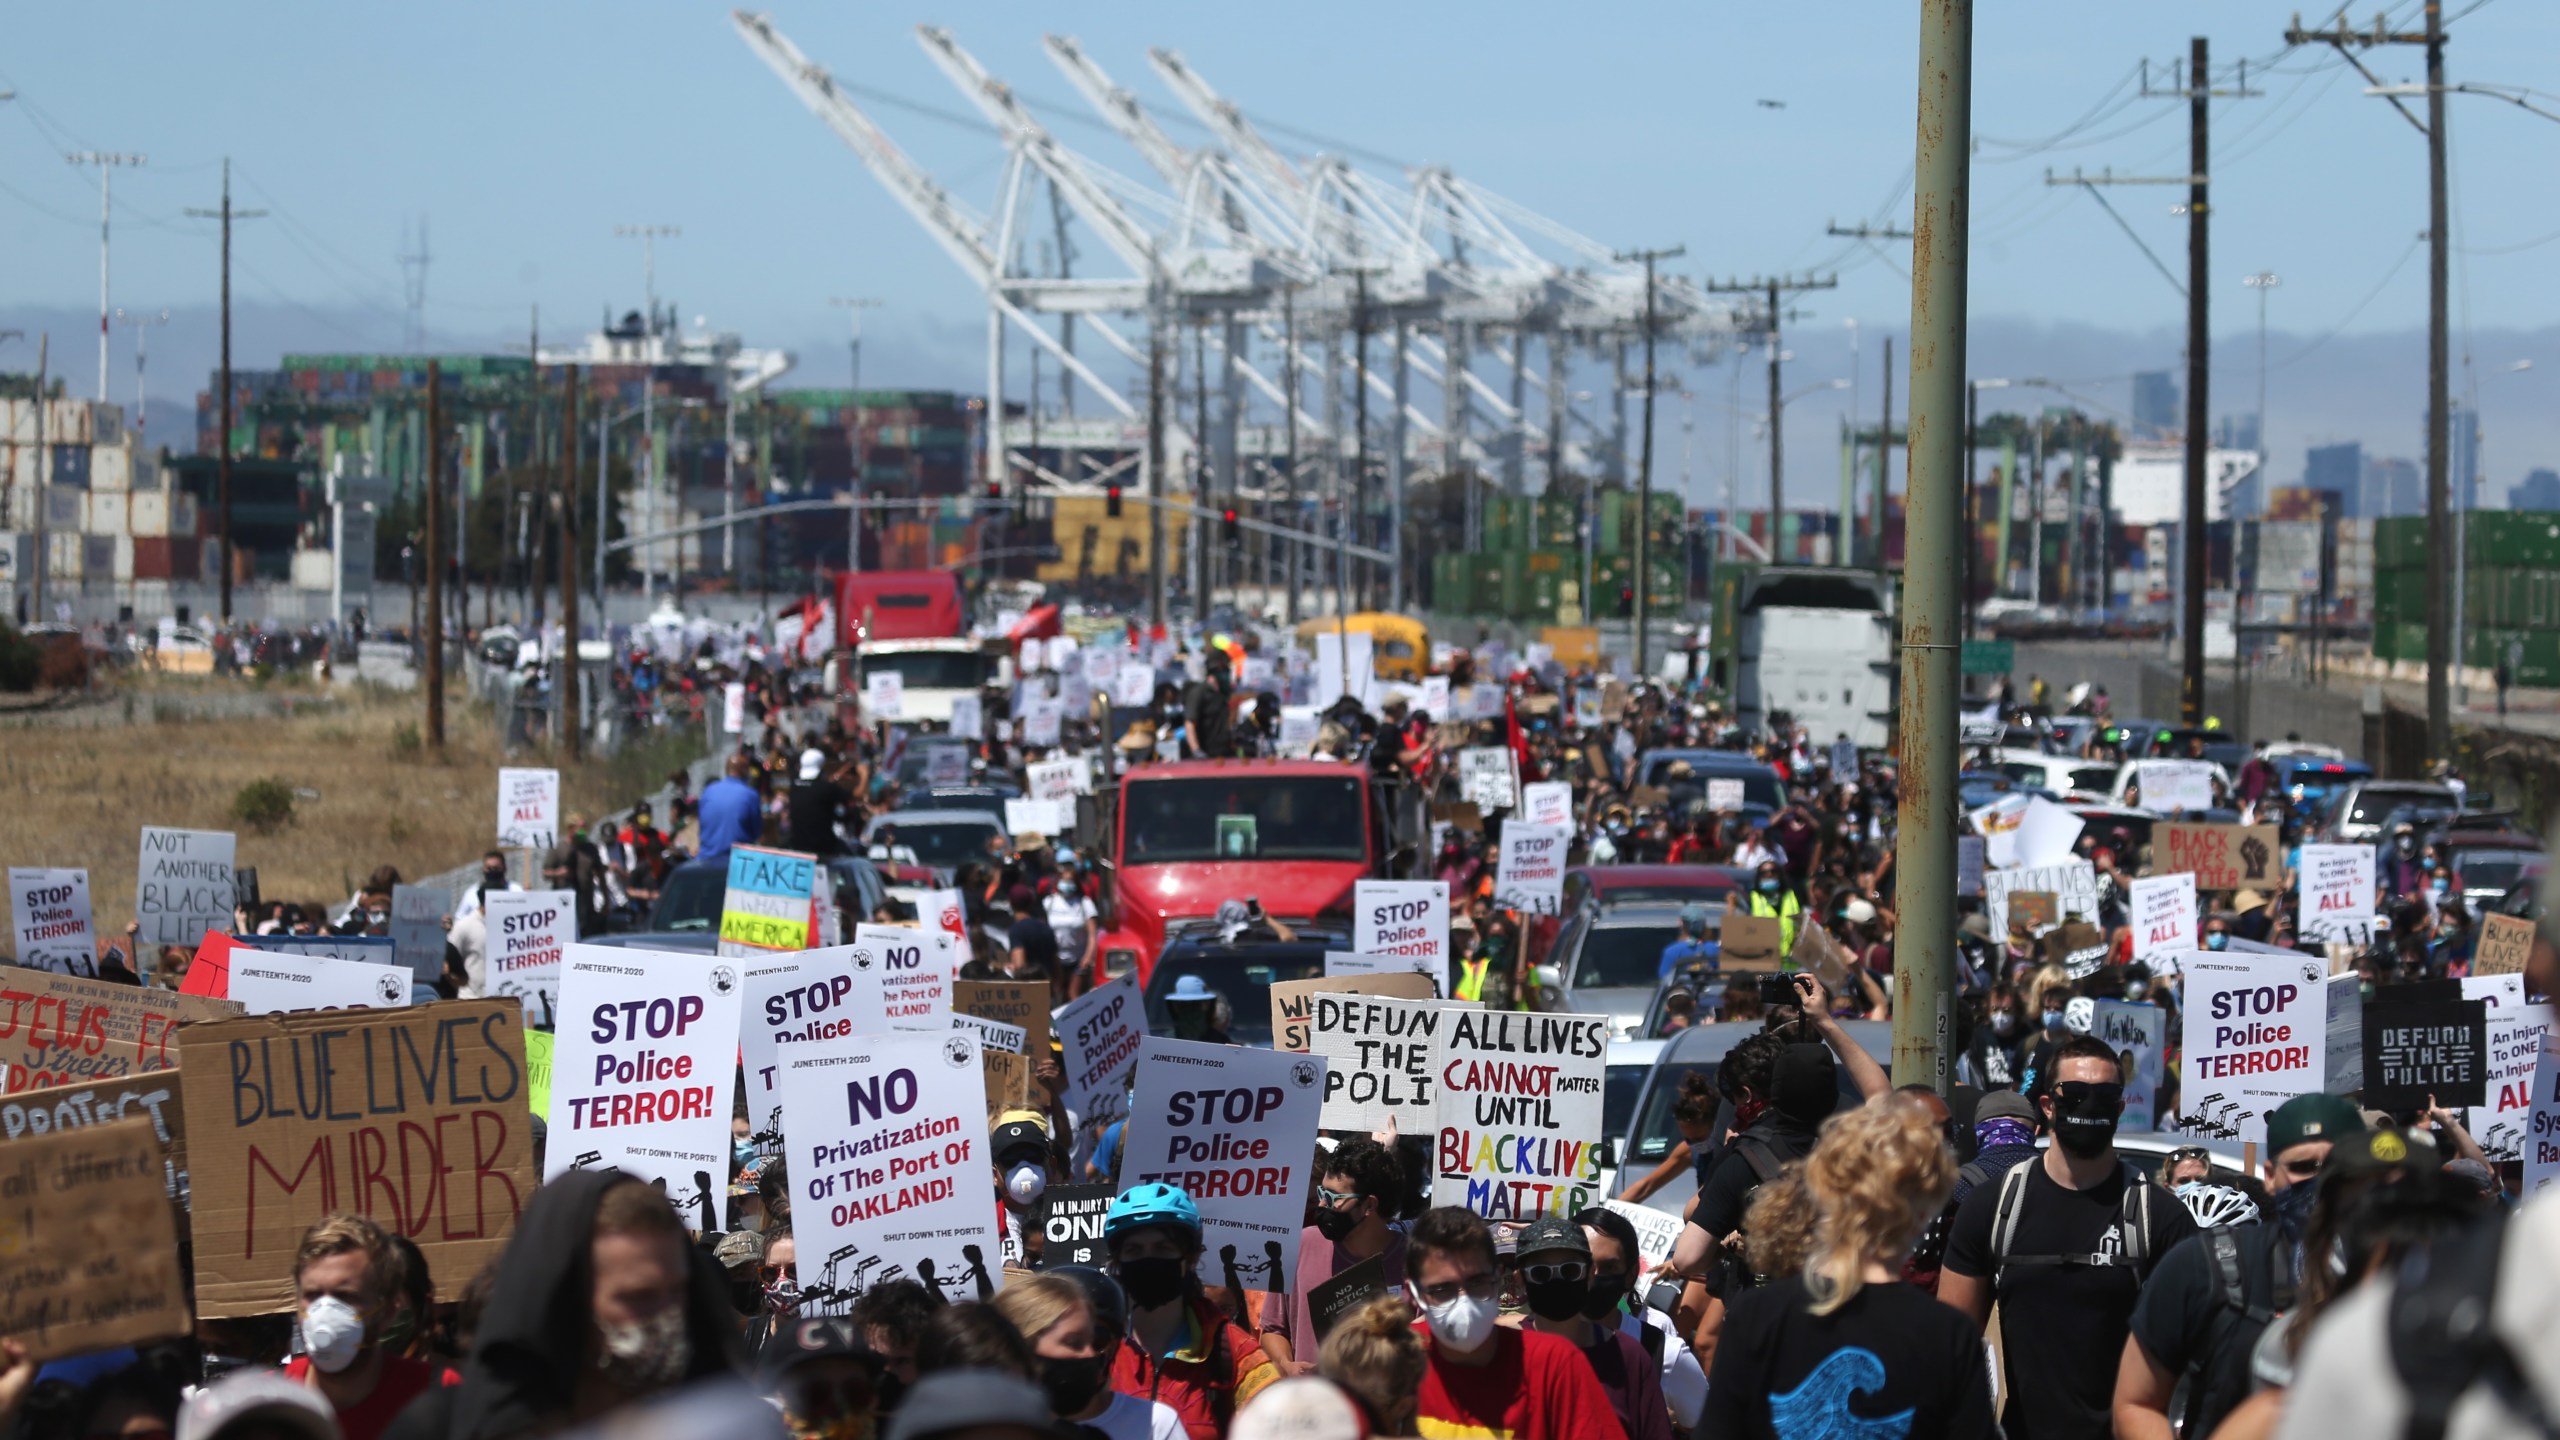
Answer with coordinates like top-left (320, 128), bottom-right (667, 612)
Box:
top-left (1535, 496), bottom-right (1580, 548)
top-left (2375, 517), bottom-right (2429, 572)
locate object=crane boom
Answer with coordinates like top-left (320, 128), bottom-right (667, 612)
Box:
top-left (1042, 34), bottom-right (1193, 188)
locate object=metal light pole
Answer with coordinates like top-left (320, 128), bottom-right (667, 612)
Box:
top-left (66, 152), bottom-right (142, 403)
top-left (111, 309), bottom-right (170, 440)
top-left (617, 224), bottom-right (678, 601)
top-left (830, 297), bottom-right (884, 575)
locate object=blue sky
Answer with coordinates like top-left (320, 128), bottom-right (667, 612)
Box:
top-left (5, 1), bottom-right (2559, 499)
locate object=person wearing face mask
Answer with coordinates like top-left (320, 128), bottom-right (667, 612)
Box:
top-left (1738, 860), bottom-right (1803, 956)
top-left (1261, 1138), bottom-right (1408, 1375)
top-left (1960, 983), bottom-right (2028, 1091)
top-left (1578, 1208), bottom-right (1705, 1433)
top-left (282, 1214), bottom-right (456, 1440)
top-left (1511, 1215), bottom-right (1674, 1440)
top-left (1403, 1207), bottom-right (1624, 1440)
top-left (1101, 1184), bottom-right (1276, 1440)
top-left (996, 1271), bottom-right (1183, 1440)
top-left (758, 1316), bottom-right (889, 1440)
top-left (1939, 1035), bottom-right (2198, 1440)
top-left (1044, 869), bottom-right (1100, 981)
top-left (2016, 980), bottom-right (2078, 1104)
top-left (991, 1113), bottom-right (1056, 1265)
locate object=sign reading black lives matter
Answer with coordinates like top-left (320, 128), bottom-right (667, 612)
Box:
top-left (2362, 984), bottom-right (2489, 1111)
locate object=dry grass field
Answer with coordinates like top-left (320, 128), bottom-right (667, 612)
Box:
top-left (1, 674), bottom-right (696, 943)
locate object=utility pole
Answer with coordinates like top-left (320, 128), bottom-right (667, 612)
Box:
top-left (561, 365), bottom-right (582, 761)
top-left (186, 160), bottom-right (266, 624)
top-left (1146, 302), bottom-right (1168, 628)
top-left (1892, 0), bottom-right (1972, 1095)
top-left (617, 224), bottom-right (678, 602)
top-left (424, 360), bottom-right (445, 752)
top-left (29, 334), bottom-right (48, 623)
top-left (1349, 267), bottom-right (1375, 610)
top-left (1282, 283), bottom-right (1303, 624)
top-left (1874, 335), bottom-right (1895, 569)
top-left (1705, 273), bottom-right (1837, 551)
top-left (66, 152), bottom-right (142, 403)
top-left (831, 297), bottom-right (883, 575)
top-left (111, 309), bottom-right (170, 441)
top-left (1616, 244), bottom-right (1685, 678)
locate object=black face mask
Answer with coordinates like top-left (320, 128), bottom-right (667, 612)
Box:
top-left (873, 1373), bottom-right (909, 1419)
top-left (1040, 1353), bottom-right (1113, 1415)
top-left (1523, 1275), bottom-right (1592, 1323)
top-left (1579, 1272), bottom-right (1630, 1323)
top-left (2048, 1083), bottom-right (2123, 1158)
top-left (1311, 1204), bottom-right (1363, 1243)
top-left (1116, 1256), bottom-right (1188, 1310)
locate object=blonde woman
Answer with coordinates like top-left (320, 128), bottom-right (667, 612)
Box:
top-left (1314, 1295), bottom-right (1425, 1437)
top-left (1700, 1093), bottom-right (1995, 1439)
top-left (992, 1272), bottom-right (1184, 1440)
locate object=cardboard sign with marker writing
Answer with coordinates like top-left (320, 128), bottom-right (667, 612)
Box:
top-left (0, 968), bottom-right (241, 1094)
top-left (0, 1073), bottom-right (188, 1204)
top-left (0, 1117), bottom-right (191, 1360)
top-left (2474, 913), bottom-right (2536, 976)
top-left (981, 1047), bottom-right (1033, 1114)
top-left (1307, 1254), bottom-right (1388, 1342)
top-left (2008, 892), bottom-right (2058, 933)
top-left (1720, 914), bottom-right (1784, 971)
top-left (954, 981), bottom-right (1053, 1064)
top-left (1270, 972), bottom-right (1435, 1053)
top-left (2044, 922), bottom-right (2110, 979)
top-left (2154, 824), bottom-right (2282, 892)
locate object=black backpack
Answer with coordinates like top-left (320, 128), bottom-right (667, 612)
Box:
top-left (1985, 1157), bottom-right (2166, 1293)
top-left (1707, 1134), bottom-right (1788, 1297)
top-left (2179, 1225), bottom-right (2294, 1437)
top-left (2387, 1210), bottom-right (2560, 1440)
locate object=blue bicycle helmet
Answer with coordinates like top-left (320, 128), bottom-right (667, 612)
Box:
top-left (1105, 1182), bottom-right (1201, 1241)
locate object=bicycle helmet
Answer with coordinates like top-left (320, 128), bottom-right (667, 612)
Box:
top-left (1105, 1182), bottom-right (1201, 1241)
top-left (2177, 1183), bottom-right (2259, 1229)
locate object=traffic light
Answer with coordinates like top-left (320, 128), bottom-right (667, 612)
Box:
top-left (1106, 484), bottom-right (1123, 518)
top-left (1221, 507), bottom-right (1241, 549)
top-left (1617, 584), bottom-right (1635, 618)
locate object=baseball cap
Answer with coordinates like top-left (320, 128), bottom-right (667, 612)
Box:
top-left (1232, 1378), bottom-right (1371, 1440)
top-left (759, 1316), bottom-right (878, 1383)
top-left (177, 1372), bottom-right (338, 1440)
top-left (2325, 1125), bottom-right (2445, 1181)
top-left (2265, 1092), bottom-right (2368, 1158)
top-left (991, 1110), bottom-right (1051, 1165)
top-left (1975, 1090), bottom-right (2038, 1126)
top-left (799, 748), bottom-right (826, 781)
top-left (1512, 1214), bottom-right (1590, 1258)
top-left (713, 1229), bottom-right (766, 1271)
top-left (884, 1369), bottom-right (1056, 1440)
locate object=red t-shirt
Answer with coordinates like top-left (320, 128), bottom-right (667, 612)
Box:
top-left (283, 1353), bottom-right (457, 1440)
top-left (1413, 1323), bottom-right (1629, 1440)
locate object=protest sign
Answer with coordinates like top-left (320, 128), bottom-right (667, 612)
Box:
top-left (2153, 824), bottom-right (2282, 892)
top-left (1494, 822), bottom-right (1569, 916)
top-left (780, 1028), bottom-right (1001, 1307)
top-left (2092, 999), bottom-right (2167, 1130)
top-left (2141, 760), bottom-right (2217, 815)
top-left (1120, 1038), bottom-right (1324, 1292)
top-left (184, 999), bottom-right (535, 1315)
top-left (2528, 1039), bottom-right (2560, 1199)
top-left (1352, 881), bottom-right (1448, 975)
top-left (524, 1028), bottom-right (554, 1123)
top-left (1310, 994), bottom-right (1458, 1131)
top-left (1421, 675), bottom-right (1452, 719)
top-left (950, 694), bottom-right (984, 739)
top-left (1572, 691), bottom-right (1603, 730)
top-left (1968, 795), bottom-right (2031, 868)
top-left (924, 745), bottom-right (972, 786)
top-left (1027, 757), bottom-right (1088, 803)
top-left (718, 846), bottom-right (820, 959)
top-left (1433, 1008), bottom-right (1609, 1220)
top-left (2045, 921), bottom-right (2110, 978)
top-left (740, 949), bottom-right (848, 1160)
top-left (851, 922), bottom-right (954, 1030)
top-left (136, 827), bottom-right (235, 948)
top-left (2013, 799), bottom-right (2086, 868)
top-left (2362, 985), bottom-right (2488, 1111)
top-left (226, 946), bottom-right (413, 1015)
top-left (1271, 972), bottom-right (1436, 1053)
top-left (1005, 798), bottom-right (1072, 838)
top-left (1, 1073), bottom-right (187, 1206)
top-left (2007, 892), bottom-right (2059, 934)
top-left (1325, 950), bottom-right (1442, 990)
top-left (723, 681), bottom-right (747, 735)
top-left (2128, 873), bottom-right (2198, 960)
top-left (9, 868), bottom-right (96, 976)
top-left (483, 889), bottom-right (573, 1028)
top-left (917, 888), bottom-right (968, 976)
top-left (2176, 950), bottom-right (2327, 1145)
top-left (1457, 747), bottom-right (1518, 812)
top-left (1957, 837), bottom-right (1986, 897)
top-left (388, 883), bottom-right (447, 982)
top-left (2298, 844), bottom-right (2378, 944)
top-left (1718, 914), bottom-right (1784, 970)
top-left (1788, 922), bottom-right (1855, 993)
top-left (1705, 778), bottom-right (1747, 813)
top-left (1023, 699), bottom-right (1064, 748)
top-left (2475, 913), bottom-right (2536, 976)
top-left (1112, 662), bottom-right (1155, 710)
top-left (2472, 1013), bottom-right (2544, 1161)
top-left (2463, 973), bottom-right (2527, 1014)
top-left (1600, 1199), bottom-right (1688, 1280)
top-left (2326, 974), bottom-right (2364, 1098)
top-left (1307, 1256), bottom-right (1387, 1343)
top-left (955, 979), bottom-right (1050, 1106)
top-left (495, 768), bottom-right (560, 850)
top-left (1055, 973), bottom-right (1144, 1129)
top-left (1520, 782), bottom-right (1573, 827)
top-left (1277, 706), bottom-right (1321, 756)
top-left (0, 970), bottom-right (239, 1094)
top-left (0, 1118), bottom-right (190, 1359)
top-left (226, 933), bottom-right (398, 968)
top-left (1041, 1183), bottom-right (1114, 1268)
top-left (546, 945), bottom-right (744, 1233)
top-left (865, 671), bottom-right (906, 721)
top-left (1984, 860), bottom-right (2097, 941)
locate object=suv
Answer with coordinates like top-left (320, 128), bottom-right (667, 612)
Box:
top-left (1140, 923), bottom-right (1344, 1048)
top-left (2327, 780), bottom-right (2457, 844)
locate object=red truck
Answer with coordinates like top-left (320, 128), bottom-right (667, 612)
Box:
top-left (835, 570), bottom-right (967, 644)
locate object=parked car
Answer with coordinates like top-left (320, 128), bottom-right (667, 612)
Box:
top-left (2267, 750), bottom-right (2372, 810)
top-left (2327, 780), bottom-right (2457, 844)
top-left (1991, 748), bottom-right (2119, 800)
top-left (1140, 924), bottom-right (1346, 1048)
top-left (1526, 864), bottom-right (1748, 975)
top-left (2437, 830), bottom-right (2546, 913)
top-left (863, 809), bottom-right (1008, 868)
top-left (1533, 902), bottom-right (1700, 1039)
top-left (1630, 750), bottom-right (1787, 825)
top-left (1618, 1019), bottom-right (1893, 1216)
top-left (1598, 1037), bottom-right (1666, 1196)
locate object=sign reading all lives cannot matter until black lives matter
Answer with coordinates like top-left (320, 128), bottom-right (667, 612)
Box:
top-left (1433, 1008), bottom-right (1610, 1220)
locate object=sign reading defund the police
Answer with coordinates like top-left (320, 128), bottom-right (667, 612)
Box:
top-left (1120, 1037), bottom-right (1325, 1293)
top-left (719, 846), bottom-right (820, 960)
top-left (1495, 822), bottom-right (1569, 916)
top-left (1308, 994), bottom-right (1459, 1131)
top-left (9, 868), bottom-right (96, 976)
top-left (546, 945), bottom-right (743, 1234)
top-left (1353, 881), bottom-right (1448, 975)
top-left (484, 890), bottom-right (574, 1029)
top-left (781, 1028), bottom-right (1000, 1309)
top-left (1433, 1009), bottom-right (1609, 1220)
top-left (2175, 950), bottom-right (2327, 1145)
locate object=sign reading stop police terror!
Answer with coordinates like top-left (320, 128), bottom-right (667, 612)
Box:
top-left (780, 1029), bottom-right (999, 1309)
top-left (484, 890), bottom-right (573, 1028)
top-left (2175, 951), bottom-right (2326, 1145)
top-left (1495, 822), bottom-right (1569, 916)
top-left (1353, 881), bottom-right (1449, 974)
top-left (1433, 1009), bottom-right (1610, 1220)
top-left (740, 950), bottom-right (839, 1162)
top-left (1055, 973), bottom-right (1144, 1131)
top-left (1120, 1038), bottom-right (1326, 1293)
top-left (545, 945), bottom-right (743, 1233)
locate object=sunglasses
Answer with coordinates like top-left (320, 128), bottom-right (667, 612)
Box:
top-left (1519, 1260), bottom-right (1588, 1285)
top-left (1312, 1189), bottom-right (1365, 1210)
top-left (2280, 1156), bottom-right (2324, 1178)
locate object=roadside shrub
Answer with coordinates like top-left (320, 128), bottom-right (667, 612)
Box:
top-left (0, 624), bottom-right (38, 693)
top-left (231, 777), bottom-right (297, 834)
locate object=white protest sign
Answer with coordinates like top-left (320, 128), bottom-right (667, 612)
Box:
top-left (723, 682), bottom-right (747, 735)
top-left (2462, 974), bottom-right (2528, 1013)
top-left (2473, 1012), bottom-right (2545, 1162)
top-left (2174, 949), bottom-right (2327, 1145)
top-left (1705, 778), bottom-right (1747, 813)
top-left (740, 950), bottom-right (834, 1161)
top-left (2297, 844), bottom-right (2377, 943)
top-left (226, 946), bottom-right (414, 1015)
top-left (2528, 1037), bottom-right (2560, 1199)
top-left (546, 944), bottom-right (746, 1233)
top-left (924, 746), bottom-right (971, 786)
top-left (849, 923), bottom-right (954, 1031)
top-left (952, 1013), bottom-right (1025, 1055)
top-left (1829, 740), bottom-right (1859, 777)
top-left (8, 868), bottom-right (96, 976)
top-left (865, 671), bottom-right (906, 721)
top-left (1313, 631), bottom-right (1377, 713)
top-left (1421, 675), bottom-right (1451, 719)
top-left (781, 1028), bottom-right (1002, 1307)
top-left (2014, 798), bottom-right (2087, 868)
top-left (2141, 760), bottom-right (2217, 815)
top-left (1024, 699), bottom-right (1064, 748)
top-left (2128, 873), bottom-right (2198, 960)
top-left (1310, 994), bottom-right (1455, 1132)
top-left (136, 827), bottom-right (235, 947)
top-left (1957, 837), bottom-right (1986, 897)
top-left (1027, 756), bottom-right (1089, 803)
top-left (388, 883), bottom-right (448, 982)
top-left (1984, 860), bottom-right (2098, 939)
top-left (917, 889), bottom-right (969, 976)
top-left (1055, 972), bottom-right (1144, 1132)
top-left (1120, 1038), bottom-right (1325, 1292)
top-left (1004, 798), bottom-right (1072, 838)
top-left (1353, 880), bottom-right (1449, 975)
top-left (484, 889), bottom-right (575, 1028)
top-left (1494, 822), bottom-right (1570, 916)
top-left (1277, 706), bottom-right (1320, 756)
top-left (949, 694), bottom-right (983, 739)
top-left (1433, 1008), bottom-right (1610, 1220)
top-left (1521, 781), bottom-right (1574, 827)
top-left (1458, 748), bottom-right (1518, 812)
top-left (1600, 1199), bottom-right (1686, 1281)
top-left (1084, 650), bottom-right (1121, 687)
top-left (1573, 692), bottom-right (1604, 731)
top-left (496, 768), bottom-right (561, 850)
top-left (1325, 950), bottom-right (1444, 990)
top-left (2092, 998), bottom-right (2167, 1130)
top-left (1113, 662), bottom-right (1156, 710)
top-left (1969, 794), bottom-right (2031, 869)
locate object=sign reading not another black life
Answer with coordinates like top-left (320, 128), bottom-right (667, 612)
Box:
top-left (1307, 1254), bottom-right (1388, 1342)
top-left (1041, 1184), bottom-right (1114, 1269)
top-left (2362, 989), bottom-right (2488, 1112)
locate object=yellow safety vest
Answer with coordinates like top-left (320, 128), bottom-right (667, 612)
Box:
top-left (1456, 956), bottom-right (1491, 1003)
top-left (1747, 890), bottom-right (1804, 959)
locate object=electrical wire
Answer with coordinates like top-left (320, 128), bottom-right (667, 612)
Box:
top-left (2265, 235), bottom-right (2425, 373)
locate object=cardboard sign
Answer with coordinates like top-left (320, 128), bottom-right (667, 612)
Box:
top-left (1307, 1254), bottom-right (1388, 1343)
top-left (1520, 781), bottom-right (1573, 827)
top-left (183, 1000), bottom-right (536, 1316)
top-left (2363, 987), bottom-right (2488, 1111)
top-left (1310, 994), bottom-right (1457, 1131)
top-left (781, 1029), bottom-right (1002, 1308)
top-left (2007, 892), bottom-right (2059, 934)
top-left (954, 980), bottom-right (1052, 1063)
top-left (2092, 999), bottom-right (2167, 1130)
top-left (227, 946), bottom-right (413, 1014)
top-left (1788, 921), bottom-right (1855, 993)
top-left (865, 671), bottom-right (906, 721)
top-left (1055, 973), bottom-right (1144, 1131)
top-left (0, 1074), bottom-right (188, 1204)
top-left (137, 827), bottom-right (236, 947)
top-left (981, 1047), bottom-right (1033, 1115)
top-left (484, 889), bottom-right (573, 1028)
top-left (1041, 1183), bottom-right (1114, 1268)
top-left (2140, 760), bottom-right (2217, 815)
top-left (2175, 950), bottom-right (2328, 1145)
top-left (2044, 921), bottom-right (2109, 979)
top-left (0, 969), bottom-right (240, 1093)
top-left (0, 1118), bottom-right (190, 1359)
top-left (9, 868), bottom-right (97, 976)
top-left (1705, 777), bottom-right (1747, 813)
top-left (1352, 881), bottom-right (1448, 975)
top-left (1494, 822), bottom-right (1569, 916)
top-left (1433, 1008), bottom-right (1609, 1220)
top-left (1984, 860), bottom-right (2097, 940)
top-left (2129, 873), bottom-right (2198, 959)
top-left (719, 846), bottom-right (820, 959)
top-left (1271, 972), bottom-right (1436, 1054)
top-left (1120, 1038), bottom-right (1325, 1292)
top-left (496, 767), bottom-right (561, 850)
top-left (2154, 824), bottom-right (2282, 892)
top-left (388, 883), bottom-right (448, 982)
top-left (2474, 913), bottom-right (2537, 976)
top-left (1719, 914), bottom-right (1785, 971)
top-left (1458, 748), bottom-right (1518, 812)
top-left (545, 945), bottom-right (745, 1232)
top-left (2298, 844), bottom-right (2378, 944)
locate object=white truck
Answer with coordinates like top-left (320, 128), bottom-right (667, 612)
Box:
top-left (1728, 567), bottom-right (1895, 748)
top-left (853, 637), bottom-right (1009, 726)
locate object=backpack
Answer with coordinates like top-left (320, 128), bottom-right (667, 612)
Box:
top-left (2387, 1210), bottom-right (2560, 1440)
top-left (1706, 1135), bottom-right (1789, 1298)
top-left (1985, 1158), bottom-right (2165, 1294)
top-left (2178, 1225), bottom-right (2295, 1437)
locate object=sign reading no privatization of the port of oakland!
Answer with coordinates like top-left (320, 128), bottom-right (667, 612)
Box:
top-left (136, 827), bottom-right (235, 948)
top-left (2175, 950), bottom-right (2327, 1145)
top-left (9, 868), bottom-right (97, 976)
top-left (1432, 1008), bottom-right (1611, 1221)
top-left (848, 923), bottom-right (954, 1030)
top-left (1120, 1037), bottom-right (1325, 1294)
top-left (2297, 844), bottom-right (2378, 943)
top-left (495, 767), bottom-right (559, 850)
top-left (1352, 880), bottom-right (1449, 974)
top-left (545, 944), bottom-right (744, 1235)
top-left (225, 946), bottom-right (413, 1015)
top-left (484, 889), bottom-right (574, 1028)
top-left (718, 846), bottom-right (820, 959)
top-left (1494, 822), bottom-right (1570, 915)
top-left (780, 1028), bottom-right (1000, 1309)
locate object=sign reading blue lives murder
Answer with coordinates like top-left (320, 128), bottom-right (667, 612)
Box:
top-left (780, 1028), bottom-right (1000, 1310)
top-left (545, 944), bottom-right (744, 1234)
top-left (1119, 1037), bottom-right (1326, 1293)
top-left (1432, 1009), bottom-right (1610, 1220)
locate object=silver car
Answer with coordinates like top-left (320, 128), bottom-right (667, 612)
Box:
top-left (1534, 901), bottom-right (1713, 1040)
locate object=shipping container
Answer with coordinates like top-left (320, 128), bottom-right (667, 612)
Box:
top-left (88, 491), bottom-right (127, 535)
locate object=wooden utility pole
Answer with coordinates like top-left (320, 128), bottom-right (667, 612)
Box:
top-left (2183, 35), bottom-right (2211, 728)
top-left (184, 160), bottom-right (263, 622)
top-left (560, 364), bottom-right (582, 761)
top-left (1615, 244), bottom-right (1684, 677)
top-left (424, 360), bottom-right (445, 751)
